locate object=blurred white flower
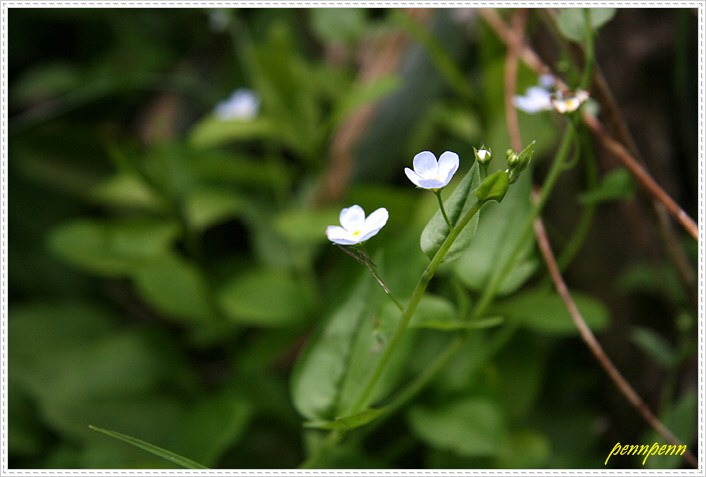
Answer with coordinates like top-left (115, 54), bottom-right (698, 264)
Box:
top-left (326, 205), bottom-right (389, 245)
top-left (551, 89), bottom-right (590, 114)
top-left (513, 86), bottom-right (554, 114)
top-left (404, 151), bottom-right (459, 190)
top-left (214, 88), bottom-right (260, 121)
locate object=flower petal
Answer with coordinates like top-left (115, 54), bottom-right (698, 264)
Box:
top-left (358, 207), bottom-right (388, 241)
top-left (405, 167), bottom-right (425, 188)
top-left (339, 205), bottom-right (365, 232)
top-left (326, 225), bottom-right (359, 245)
top-left (436, 151), bottom-right (459, 186)
top-left (412, 151), bottom-right (439, 178)
top-left (416, 177), bottom-right (447, 189)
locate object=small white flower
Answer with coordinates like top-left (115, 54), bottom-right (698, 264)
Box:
top-left (551, 89), bottom-right (590, 114)
top-left (214, 88), bottom-right (260, 121)
top-left (326, 205), bottom-right (389, 245)
top-left (404, 151), bottom-right (460, 190)
top-left (513, 86), bottom-right (554, 114)
top-left (476, 148), bottom-right (491, 164)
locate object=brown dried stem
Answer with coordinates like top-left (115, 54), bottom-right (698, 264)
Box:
top-left (532, 195), bottom-right (697, 468)
top-left (480, 8), bottom-right (698, 241)
top-left (503, 9), bottom-right (528, 152)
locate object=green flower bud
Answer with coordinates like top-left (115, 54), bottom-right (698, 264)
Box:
top-left (475, 170), bottom-right (509, 204)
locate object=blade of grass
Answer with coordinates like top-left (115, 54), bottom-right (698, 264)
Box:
top-left (89, 425), bottom-right (209, 469)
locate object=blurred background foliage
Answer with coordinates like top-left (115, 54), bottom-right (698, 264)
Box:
top-left (7, 7), bottom-right (698, 469)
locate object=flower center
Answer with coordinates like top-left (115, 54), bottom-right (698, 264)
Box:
top-left (352, 230), bottom-right (362, 238)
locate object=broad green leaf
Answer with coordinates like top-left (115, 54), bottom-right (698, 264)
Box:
top-left (218, 268), bottom-right (313, 327)
top-left (304, 408), bottom-right (384, 431)
top-left (578, 167), bottom-right (635, 204)
top-left (89, 426), bottom-right (209, 469)
top-left (132, 254), bottom-right (214, 324)
top-left (556, 8), bottom-right (617, 43)
top-left (629, 326), bottom-right (676, 369)
top-left (492, 288), bottom-right (610, 335)
top-left (290, 273), bottom-right (373, 421)
top-left (408, 397), bottom-right (508, 457)
top-left (183, 186), bottom-right (244, 231)
top-left (453, 172), bottom-right (536, 296)
top-left (47, 219), bottom-right (179, 277)
top-left (420, 161), bottom-right (481, 262)
top-left (188, 117), bottom-right (274, 149)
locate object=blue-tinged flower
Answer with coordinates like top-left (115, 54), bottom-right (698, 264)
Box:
top-left (326, 205), bottom-right (389, 245)
top-left (513, 85), bottom-right (554, 114)
top-left (214, 88), bottom-right (260, 121)
top-left (405, 151), bottom-right (459, 190)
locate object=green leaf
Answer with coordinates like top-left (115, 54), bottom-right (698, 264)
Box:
top-left (376, 295), bottom-right (504, 332)
top-left (183, 186), bottom-right (244, 231)
top-left (556, 8), bottom-right (617, 43)
top-left (420, 161), bottom-right (481, 262)
top-left (330, 75), bottom-right (401, 129)
top-left (629, 326), bottom-right (676, 369)
top-left (578, 167), bottom-right (635, 204)
top-left (408, 397), bottom-right (508, 457)
top-left (188, 117), bottom-right (274, 149)
top-left (290, 273), bottom-right (373, 421)
top-left (218, 268), bottom-right (313, 327)
top-left (492, 288), bottom-right (610, 335)
top-left (132, 254), bottom-right (214, 324)
top-left (47, 219), bottom-right (179, 277)
top-left (89, 426), bottom-right (209, 469)
top-left (91, 171), bottom-right (167, 212)
top-left (475, 170), bottom-right (509, 204)
top-left (453, 172), bottom-right (536, 296)
top-left (310, 8), bottom-right (367, 45)
top-left (304, 408), bottom-right (384, 431)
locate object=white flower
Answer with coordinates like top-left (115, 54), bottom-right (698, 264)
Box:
top-left (476, 148), bottom-right (491, 164)
top-left (326, 205), bottom-right (389, 245)
top-left (404, 151), bottom-right (459, 190)
top-left (551, 89), bottom-right (590, 114)
top-left (513, 86), bottom-right (553, 114)
top-left (214, 88), bottom-right (260, 121)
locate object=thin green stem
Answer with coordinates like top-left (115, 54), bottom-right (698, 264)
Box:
top-left (349, 199), bottom-right (484, 415)
top-left (471, 123), bottom-right (576, 321)
top-left (580, 9), bottom-right (595, 91)
top-left (434, 189), bottom-right (454, 230)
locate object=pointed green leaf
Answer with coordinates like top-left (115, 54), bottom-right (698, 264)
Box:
top-left (304, 408), bottom-right (384, 431)
top-left (492, 288), bottom-right (610, 335)
top-left (475, 170), bottom-right (509, 204)
top-left (420, 161), bottom-right (481, 262)
top-left (89, 425), bottom-right (209, 469)
top-left (290, 273), bottom-right (373, 421)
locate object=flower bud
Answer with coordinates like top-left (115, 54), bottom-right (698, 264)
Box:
top-left (474, 146), bottom-right (492, 165)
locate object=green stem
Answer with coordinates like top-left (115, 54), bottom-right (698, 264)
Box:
top-left (471, 123), bottom-right (576, 321)
top-left (580, 9), bottom-right (595, 91)
top-left (434, 189), bottom-right (453, 230)
top-left (349, 199), bottom-right (484, 415)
